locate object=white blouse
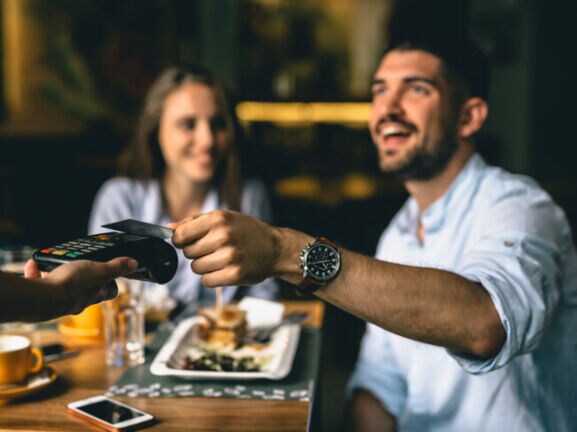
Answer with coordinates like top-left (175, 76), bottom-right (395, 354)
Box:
top-left (88, 177), bottom-right (279, 309)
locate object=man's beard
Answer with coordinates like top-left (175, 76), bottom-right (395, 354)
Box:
top-left (379, 119), bottom-right (459, 181)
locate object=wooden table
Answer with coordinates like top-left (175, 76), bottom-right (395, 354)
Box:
top-left (0, 301), bottom-right (325, 431)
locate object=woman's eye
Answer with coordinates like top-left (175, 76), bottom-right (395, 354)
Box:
top-left (180, 118), bottom-right (196, 130)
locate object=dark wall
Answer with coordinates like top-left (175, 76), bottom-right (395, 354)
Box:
top-left (531, 0), bottom-right (577, 236)
top-left (0, 126), bottom-right (124, 248)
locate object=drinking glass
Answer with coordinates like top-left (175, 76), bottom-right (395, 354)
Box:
top-left (102, 279), bottom-right (145, 367)
top-left (0, 245), bottom-right (36, 276)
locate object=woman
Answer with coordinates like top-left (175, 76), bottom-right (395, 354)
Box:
top-left (88, 64), bottom-right (278, 315)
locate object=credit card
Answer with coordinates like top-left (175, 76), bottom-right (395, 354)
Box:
top-left (102, 219), bottom-right (174, 240)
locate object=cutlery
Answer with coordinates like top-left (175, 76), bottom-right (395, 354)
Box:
top-left (246, 311), bottom-right (309, 344)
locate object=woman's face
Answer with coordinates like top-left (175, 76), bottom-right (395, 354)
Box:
top-left (158, 82), bottom-right (230, 184)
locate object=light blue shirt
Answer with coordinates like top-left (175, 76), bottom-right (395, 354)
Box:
top-left (347, 154), bottom-right (577, 431)
top-left (88, 177), bottom-right (279, 307)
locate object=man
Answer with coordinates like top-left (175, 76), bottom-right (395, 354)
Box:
top-left (171, 36), bottom-right (577, 431)
top-left (1, 257), bottom-right (138, 322)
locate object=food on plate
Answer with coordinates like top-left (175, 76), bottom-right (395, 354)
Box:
top-left (182, 347), bottom-right (261, 372)
top-left (179, 304), bottom-right (275, 372)
top-left (197, 305), bottom-right (248, 349)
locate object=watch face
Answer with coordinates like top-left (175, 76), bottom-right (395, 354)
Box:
top-left (304, 242), bottom-right (340, 282)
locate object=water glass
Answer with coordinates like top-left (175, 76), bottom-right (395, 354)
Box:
top-left (102, 279), bottom-right (145, 367)
top-left (0, 245), bottom-right (36, 276)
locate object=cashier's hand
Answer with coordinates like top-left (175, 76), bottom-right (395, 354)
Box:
top-left (171, 210), bottom-right (285, 287)
top-left (24, 257), bottom-right (139, 315)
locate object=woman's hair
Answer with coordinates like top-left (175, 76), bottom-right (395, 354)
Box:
top-left (117, 64), bottom-right (243, 211)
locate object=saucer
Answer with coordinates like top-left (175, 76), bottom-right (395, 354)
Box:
top-left (0, 367), bottom-right (57, 401)
top-left (58, 317), bottom-right (102, 339)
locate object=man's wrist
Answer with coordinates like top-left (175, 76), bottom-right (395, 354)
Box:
top-left (271, 227), bottom-right (315, 285)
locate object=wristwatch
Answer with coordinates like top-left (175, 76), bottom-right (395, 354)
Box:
top-left (296, 237), bottom-right (341, 295)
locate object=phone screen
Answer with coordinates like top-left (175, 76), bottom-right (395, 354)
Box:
top-left (76, 399), bottom-right (146, 424)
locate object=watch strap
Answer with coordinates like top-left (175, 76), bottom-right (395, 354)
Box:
top-left (295, 275), bottom-right (323, 296)
top-left (317, 236), bottom-right (338, 249)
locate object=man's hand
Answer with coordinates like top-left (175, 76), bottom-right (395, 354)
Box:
top-left (171, 210), bottom-right (283, 287)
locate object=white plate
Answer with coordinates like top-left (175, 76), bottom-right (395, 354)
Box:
top-left (150, 316), bottom-right (301, 380)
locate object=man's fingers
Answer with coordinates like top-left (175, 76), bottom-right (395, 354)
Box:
top-left (200, 266), bottom-right (260, 288)
top-left (201, 270), bottom-right (234, 288)
top-left (180, 233), bottom-right (224, 261)
top-left (189, 250), bottom-right (231, 275)
top-left (171, 213), bottom-right (215, 248)
top-left (167, 214), bottom-right (199, 231)
top-left (193, 252), bottom-right (260, 287)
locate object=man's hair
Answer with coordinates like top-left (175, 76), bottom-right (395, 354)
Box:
top-left (384, 35), bottom-right (491, 102)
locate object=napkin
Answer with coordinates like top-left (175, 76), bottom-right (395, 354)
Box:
top-left (238, 297), bottom-right (285, 329)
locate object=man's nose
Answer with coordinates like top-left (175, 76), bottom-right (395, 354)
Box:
top-left (374, 89), bottom-right (404, 118)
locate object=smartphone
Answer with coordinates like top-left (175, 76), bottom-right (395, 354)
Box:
top-left (66, 395), bottom-right (155, 432)
top-left (40, 343), bottom-right (79, 362)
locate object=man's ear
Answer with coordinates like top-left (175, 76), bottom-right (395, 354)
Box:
top-left (458, 97), bottom-right (488, 138)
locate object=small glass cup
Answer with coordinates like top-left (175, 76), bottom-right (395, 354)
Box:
top-left (0, 245), bottom-right (36, 276)
top-left (102, 279), bottom-right (145, 367)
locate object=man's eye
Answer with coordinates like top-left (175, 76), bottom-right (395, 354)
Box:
top-left (371, 86), bottom-right (386, 98)
top-left (410, 84), bottom-right (429, 95)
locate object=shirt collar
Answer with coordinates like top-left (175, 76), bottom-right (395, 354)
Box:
top-left (398, 153), bottom-right (487, 235)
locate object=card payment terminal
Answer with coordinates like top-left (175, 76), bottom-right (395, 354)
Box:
top-left (33, 220), bottom-right (178, 284)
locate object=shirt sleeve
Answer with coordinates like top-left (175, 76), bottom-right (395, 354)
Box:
top-left (347, 323), bottom-right (407, 419)
top-left (88, 178), bottom-right (137, 235)
top-left (451, 190), bottom-right (571, 374)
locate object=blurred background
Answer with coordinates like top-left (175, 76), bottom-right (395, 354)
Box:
top-left (0, 0), bottom-right (574, 430)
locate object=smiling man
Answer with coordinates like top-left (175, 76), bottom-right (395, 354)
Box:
top-left (343, 38), bottom-right (577, 432)
top-left (171, 36), bottom-right (577, 431)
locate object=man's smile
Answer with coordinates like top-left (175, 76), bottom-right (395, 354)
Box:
top-left (375, 121), bottom-right (417, 148)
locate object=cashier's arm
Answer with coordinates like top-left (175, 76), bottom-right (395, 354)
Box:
top-left (0, 257), bottom-right (138, 323)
